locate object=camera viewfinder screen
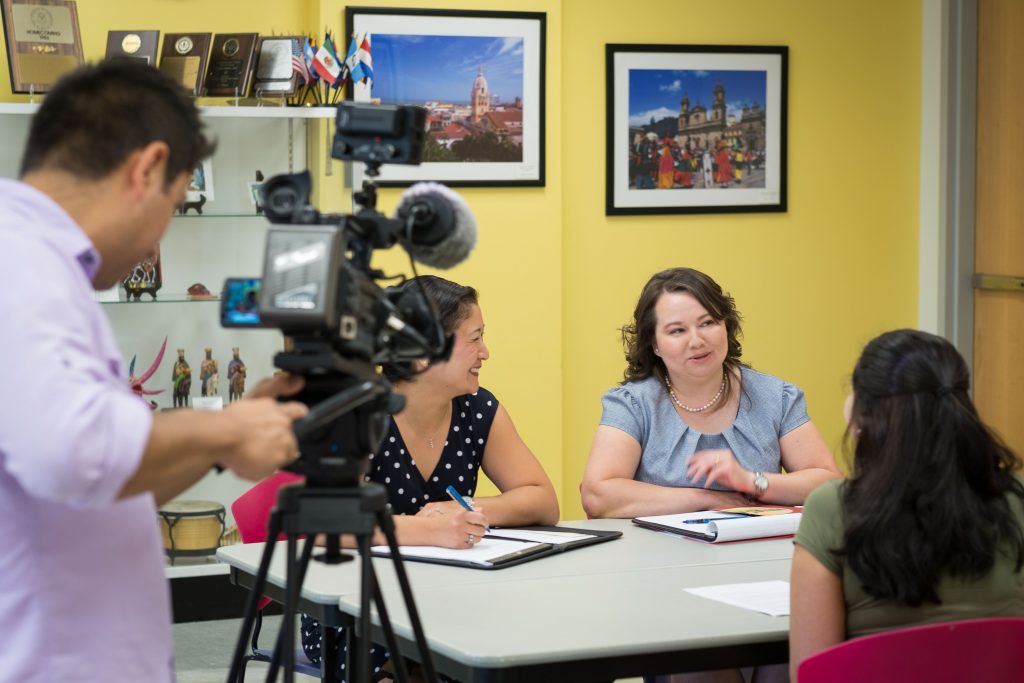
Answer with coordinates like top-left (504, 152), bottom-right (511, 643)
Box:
top-left (222, 278), bottom-right (262, 326)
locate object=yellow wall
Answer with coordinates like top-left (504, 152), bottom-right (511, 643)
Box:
top-left (560, 0), bottom-right (922, 517)
top-left (314, 0), bottom-right (565, 501)
top-left (0, 1), bottom-right (924, 520)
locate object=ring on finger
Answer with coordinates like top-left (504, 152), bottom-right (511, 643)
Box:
top-left (466, 533), bottom-right (475, 545)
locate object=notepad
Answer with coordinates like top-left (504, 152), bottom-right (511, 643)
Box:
top-left (685, 580), bottom-right (790, 616)
top-left (370, 525), bottom-right (623, 569)
top-left (633, 509), bottom-right (802, 543)
top-left (372, 538), bottom-right (550, 567)
top-left (486, 528), bottom-right (595, 545)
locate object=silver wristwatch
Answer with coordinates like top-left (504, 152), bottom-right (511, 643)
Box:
top-left (752, 471), bottom-right (768, 499)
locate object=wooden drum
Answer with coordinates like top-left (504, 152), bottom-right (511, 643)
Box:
top-left (158, 500), bottom-right (226, 565)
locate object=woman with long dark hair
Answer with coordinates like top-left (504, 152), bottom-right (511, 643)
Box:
top-left (581, 267), bottom-right (840, 518)
top-left (790, 329), bottom-right (1024, 677)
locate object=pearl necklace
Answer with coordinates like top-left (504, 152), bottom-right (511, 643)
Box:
top-left (665, 373), bottom-right (726, 413)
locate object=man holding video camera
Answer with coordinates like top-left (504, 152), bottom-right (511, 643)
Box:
top-left (0, 61), bottom-right (308, 682)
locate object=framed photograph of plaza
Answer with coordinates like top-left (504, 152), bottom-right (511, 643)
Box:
top-left (345, 7), bottom-right (546, 187)
top-left (606, 44), bottom-right (788, 215)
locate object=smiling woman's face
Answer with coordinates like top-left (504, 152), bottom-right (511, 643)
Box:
top-left (653, 290), bottom-right (727, 385)
top-left (422, 303), bottom-right (489, 397)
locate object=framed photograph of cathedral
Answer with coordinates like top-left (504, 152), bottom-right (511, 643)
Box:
top-left (345, 7), bottom-right (546, 187)
top-left (606, 44), bottom-right (788, 215)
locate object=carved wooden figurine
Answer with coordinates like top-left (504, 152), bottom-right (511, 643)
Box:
top-left (172, 348), bottom-right (192, 408)
top-left (199, 347), bottom-right (219, 397)
top-left (227, 347), bottom-right (246, 402)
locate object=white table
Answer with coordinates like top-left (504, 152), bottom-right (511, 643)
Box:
top-left (218, 519), bottom-right (794, 681)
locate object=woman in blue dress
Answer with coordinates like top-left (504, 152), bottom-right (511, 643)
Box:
top-left (581, 266), bottom-right (841, 519)
top-left (582, 267), bottom-right (841, 683)
top-left (301, 275), bottom-right (559, 681)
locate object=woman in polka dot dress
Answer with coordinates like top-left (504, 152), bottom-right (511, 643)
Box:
top-left (301, 275), bottom-right (560, 681)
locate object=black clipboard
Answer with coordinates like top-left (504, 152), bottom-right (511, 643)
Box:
top-left (371, 525), bottom-right (622, 570)
top-left (489, 525), bottom-right (623, 552)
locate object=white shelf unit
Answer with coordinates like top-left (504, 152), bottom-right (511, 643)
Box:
top-left (0, 104), bottom-right (336, 553)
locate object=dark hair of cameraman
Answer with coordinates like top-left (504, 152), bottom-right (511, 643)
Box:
top-left (21, 59), bottom-right (215, 183)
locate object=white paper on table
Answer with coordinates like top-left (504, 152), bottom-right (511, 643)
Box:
top-left (684, 580), bottom-right (791, 616)
top-left (487, 528), bottom-right (594, 545)
top-left (372, 538), bottom-right (546, 567)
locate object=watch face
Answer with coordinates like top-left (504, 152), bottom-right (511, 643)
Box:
top-left (175, 36), bottom-right (193, 54)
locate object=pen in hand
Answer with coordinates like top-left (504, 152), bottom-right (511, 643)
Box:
top-left (682, 515), bottom-right (751, 525)
top-left (446, 485), bottom-right (489, 531)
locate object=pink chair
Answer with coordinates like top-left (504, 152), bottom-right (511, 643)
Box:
top-left (797, 617), bottom-right (1024, 682)
top-left (229, 471), bottom-right (320, 681)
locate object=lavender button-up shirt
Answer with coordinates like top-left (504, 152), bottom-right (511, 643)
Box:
top-left (0, 179), bottom-right (172, 682)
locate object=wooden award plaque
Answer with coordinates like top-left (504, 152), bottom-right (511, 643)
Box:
top-left (0, 0), bottom-right (84, 93)
top-left (158, 32), bottom-right (212, 96)
top-left (105, 30), bottom-right (160, 65)
top-left (204, 32), bottom-right (258, 97)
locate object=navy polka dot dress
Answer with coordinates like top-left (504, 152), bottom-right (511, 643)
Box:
top-left (300, 388), bottom-right (499, 681)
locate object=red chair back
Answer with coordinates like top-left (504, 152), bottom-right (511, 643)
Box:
top-left (797, 617), bottom-right (1024, 682)
top-left (231, 471), bottom-right (303, 611)
top-left (231, 470), bottom-right (303, 544)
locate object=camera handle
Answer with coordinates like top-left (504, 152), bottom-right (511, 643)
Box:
top-left (225, 482), bottom-right (440, 683)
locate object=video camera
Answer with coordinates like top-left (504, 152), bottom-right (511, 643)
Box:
top-left (221, 102), bottom-right (477, 486)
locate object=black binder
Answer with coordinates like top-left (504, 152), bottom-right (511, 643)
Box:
top-left (371, 525), bottom-right (622, 570)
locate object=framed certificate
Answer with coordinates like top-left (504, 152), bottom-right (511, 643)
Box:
top-left (159, 32), bottom-right (212, 96)
top-left (105, 30), bottom-right (159, 65)
top-left (1, 0), bottom-right (84, 93)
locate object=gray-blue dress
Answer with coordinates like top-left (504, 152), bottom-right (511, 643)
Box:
top-left (599, 366), bottom-right (809, 489)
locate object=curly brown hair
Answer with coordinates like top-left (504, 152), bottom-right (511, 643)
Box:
top-left (621, 268), bottom-right (744, 405)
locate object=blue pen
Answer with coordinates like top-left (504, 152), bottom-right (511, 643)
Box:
top-left (446, 485), bottom-right (489, 531)
top-left (446, 485), bottom-right (474, 511)
top-left (682, 515), bottom-right (751, 525)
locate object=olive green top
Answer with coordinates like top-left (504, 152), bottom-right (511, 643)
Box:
top-left (794, 478), bottom-right (1024, 636)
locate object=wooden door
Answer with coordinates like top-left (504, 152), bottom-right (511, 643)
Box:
top-left (974, 0), bottom-right (1024, 454)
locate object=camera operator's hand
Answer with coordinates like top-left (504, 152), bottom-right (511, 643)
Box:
top-left (219, 398), bottom-right (308, 481)
top-left (245, 372), bottom-right (305, 400)
top-left (426, 507), bottom-right (488, 549)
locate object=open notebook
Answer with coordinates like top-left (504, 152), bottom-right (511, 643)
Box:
top-left (371, 525), bottom-right (622, 569)
top-left (633, 507), bottom-right (801, 543)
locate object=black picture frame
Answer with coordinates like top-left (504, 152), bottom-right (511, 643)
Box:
top-left (606, 43), bottom-right (788, 215)
top-left (345, 6), bottom-right (546, 187)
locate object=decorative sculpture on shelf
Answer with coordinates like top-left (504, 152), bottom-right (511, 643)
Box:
top-left (121, 245), bottom-right (162, 301)
top-left (172, 348), bottom-right (192, 408)
top-left (178, 194), bottom-right (207, 215)
top-left (227, 347), bottom-right (246, 403)
top-left (200, 347), bottom-right (219, 397)
top-left (127, 336), bottom-right (167, 410)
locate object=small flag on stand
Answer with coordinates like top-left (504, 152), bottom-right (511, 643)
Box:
top-left (346, 32), bottom-right (373, 85)
top-left (312, 39), bottom-right (342, 85)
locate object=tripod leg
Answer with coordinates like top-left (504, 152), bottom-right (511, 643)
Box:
top-left (377, 509), bottom-right (440, 683)
top-left (267, 535), bottom-right (318, 683)
top-left (355, 533), bottom-right (374, 683)
top-left (227, 511), bottom-right (282, 683)
top-left (369, 567), bottom-right (409, 683)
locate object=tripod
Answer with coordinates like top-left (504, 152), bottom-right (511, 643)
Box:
top-left (226, 481), bottom-right (439, 683)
